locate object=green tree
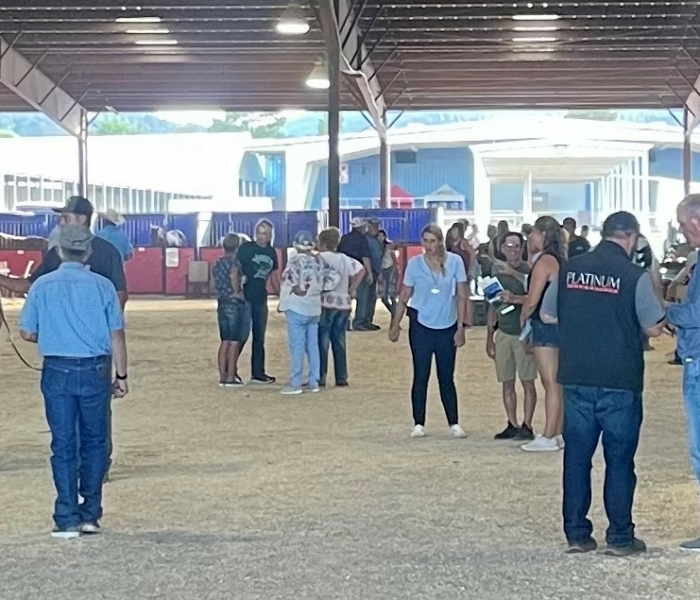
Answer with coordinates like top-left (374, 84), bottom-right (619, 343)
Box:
top-left (316, 113), bottom-right (350, 136)
top-left (92, 115), bottom-right (139, 135)
top-left (564, 110), bottom-right (618, 121)
top-left (208, 112), bottom-right (287, 138)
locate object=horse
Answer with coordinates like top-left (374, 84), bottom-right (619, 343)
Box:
top-left (150, 225), bottom-right (187, 247)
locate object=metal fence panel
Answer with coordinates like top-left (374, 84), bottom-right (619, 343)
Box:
top-left (287, 212), bottom-right (318, 244)
top-left (167, 214), bottom-right (197, 247)
top-left (120, 214), bottom-right (167, 246)
top-left (338, 208), bottom-right (432, 243)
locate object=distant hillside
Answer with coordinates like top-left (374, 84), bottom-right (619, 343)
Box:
top-left (0, 108), bottom-right (683, 138)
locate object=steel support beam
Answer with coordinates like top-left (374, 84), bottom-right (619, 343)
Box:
top-left (316, 0), bottom-right (387, 139)
top-left (327, 5), bottom-right (341, 229)
top-left (77, 108), bottom-right (89, 197)
top-left (379, 112), bottom-right (390, 209)
top-left (0, 37), bottom-right (86, 137)
top-left (684, 107), bottom-right (693, 196)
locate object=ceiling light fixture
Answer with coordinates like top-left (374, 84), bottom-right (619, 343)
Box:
top-left (513, 36), bottom-right (557, 42)
top-left (276, 1), bottom-right (310, 35)
top-left (134, 39), bottom-right (178, 45)
top-left (125, 28), bottom-right (170, 34)
top-left (305, 61), bottom-right (330, 89)
top-left (512, 13), bottom-right (560, 21)
top-left (513, 25), bottom-right (558, 31)
top-left (115, 16), bottom-right (162, 23)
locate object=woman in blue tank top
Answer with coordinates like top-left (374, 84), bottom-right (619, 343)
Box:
top-left (519, 216), bottom-right (567, 453)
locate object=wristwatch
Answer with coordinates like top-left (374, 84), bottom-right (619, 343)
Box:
top-left (115, 373), bottom-right (128, 381)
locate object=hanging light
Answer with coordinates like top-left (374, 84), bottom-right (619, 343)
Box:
top-left (305, 61), bottom-right (330, 89)
top-left (276, 2), bottom-right (310, 35)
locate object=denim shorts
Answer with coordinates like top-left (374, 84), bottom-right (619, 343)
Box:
top-left (531, 319), bottom-right (559, 348)
top-left (217, 299), bottom-right (251, 343)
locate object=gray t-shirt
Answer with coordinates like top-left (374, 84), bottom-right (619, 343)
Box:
top-left (540, 271), bottom-right (665, 330)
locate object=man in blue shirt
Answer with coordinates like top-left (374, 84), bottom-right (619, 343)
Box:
top-left (668, 194), bottom-right (700, 552)
top-left (19, 223), bottom-right (129, 539)
top-left (95, 209), bottom-right (134, 262)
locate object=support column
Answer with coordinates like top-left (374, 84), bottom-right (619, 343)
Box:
top-left (327, 29), bottom-right (341, 228)
top-left (77, 108), bottom-right (88, 198)
top-left (471, 151), bottom-right (491, 234)
top-left (640, 151), bottom-right (650, 231)
top-left (523, 171), bottom-right (534, 223)
top-left (379, 112), bottom-right (390, 208)
top-left (609, 172), bottom-right (615, 212)
top-left (602, 176), bottom-right (608, 218)
top-left (633, 156), bottom-right (641, 213)
top-left (624, 161), bottom-right (635, 212)
top-left (684, 107), bottom-right (692, 197)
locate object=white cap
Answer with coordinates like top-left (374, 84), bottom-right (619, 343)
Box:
top-left (350, 217), bottom-right (365, 228)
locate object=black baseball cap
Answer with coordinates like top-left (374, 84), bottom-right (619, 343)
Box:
top-left (52, 195), bottom-right (93, 217)
top-left (602, 211), bottom-right (640, 238)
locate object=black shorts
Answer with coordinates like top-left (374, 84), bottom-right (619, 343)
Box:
top-left (531, 319), bottom-right (559, 348)
top-left (217, 300), bottom-right (251, 343)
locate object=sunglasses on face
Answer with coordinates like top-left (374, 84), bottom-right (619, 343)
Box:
top-left (503, 243), bottom-right (521, 249)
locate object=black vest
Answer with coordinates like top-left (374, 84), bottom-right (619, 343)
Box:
top-left (557, 241), bottom-right (646, 393)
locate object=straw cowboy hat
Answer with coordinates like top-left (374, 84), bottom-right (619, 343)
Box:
top-left (103, 209), bottom-right (125, 225)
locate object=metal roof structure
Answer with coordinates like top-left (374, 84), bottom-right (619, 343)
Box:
top-left (1, 1), bottom-right (700, 116)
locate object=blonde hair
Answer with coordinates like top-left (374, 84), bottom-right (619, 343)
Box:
top-left (534, 215), bottom-right (567, 261)
top-left (421, 223), bottom-right (446, 275)
top-left (318, 227), bottom-right (341, 251)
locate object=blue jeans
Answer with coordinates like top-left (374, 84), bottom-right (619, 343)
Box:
top-left (682, 359), bottom-right (700, 483)
top-left (285, 310), bottom-right (320, 389)
top-left (563, 385), bottom-right (643, 547)
top-left (318, 308), bottom-right (349, 386)
top-left (353, 277), bottom-right (377, 329)
top-left (41, 355), bottom-right (112, 529)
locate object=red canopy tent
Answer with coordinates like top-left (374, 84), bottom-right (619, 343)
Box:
top-left (375, 184), bottom-right (414, 209)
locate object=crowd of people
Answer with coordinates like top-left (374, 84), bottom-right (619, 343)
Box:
top-left (6, 195), bottom-right (700, 558)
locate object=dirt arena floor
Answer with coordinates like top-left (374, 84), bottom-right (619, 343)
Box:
top-left (1, 297), bottom-right (700, 600)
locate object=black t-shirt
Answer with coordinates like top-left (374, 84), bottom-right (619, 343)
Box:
top-left (237, 241), bottom-right (278, 302)
top-left (337, 230), bottom-right (370, 264)
top-left (568, 235), bottom-right (591, 259)
top-left (30, 236), bottom-right (127, 292)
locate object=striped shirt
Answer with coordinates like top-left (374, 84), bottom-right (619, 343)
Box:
top-left (20, 262), bottom-right (124, 358)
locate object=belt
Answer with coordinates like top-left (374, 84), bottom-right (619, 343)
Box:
top-left (44, 355), bottom-right (111, 363)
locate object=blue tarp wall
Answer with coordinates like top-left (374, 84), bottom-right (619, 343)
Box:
top-left (338, 208), bottom-right (434, 243)
top-left (0, 209), bottom-right (431, 246)
top-left (208, 212), bottom-right (319, 248)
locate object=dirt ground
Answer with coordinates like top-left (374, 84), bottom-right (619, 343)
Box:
top-left (1, 297), bottom-right (700, 600)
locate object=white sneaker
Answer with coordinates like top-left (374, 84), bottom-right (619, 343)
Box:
top-left (450, 424), bottom-right (467, 438)
top-left (411, 425), bottom-right (426, 438)
top-left (556, 435), bottom-right (565, 449)
top-left (521, 434), bottom-right (560, 452)
top-left (51, 527), bottom-right (80, 539)
top-left (280, 387), bottom-right (303, 395)
top-left (305, 386), bottom-right (321, 393)
top-left (79, 522), bottom-right (101, 535)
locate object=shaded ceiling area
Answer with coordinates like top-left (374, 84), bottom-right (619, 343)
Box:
top-left (0, 1), bottom-right (699, 112)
